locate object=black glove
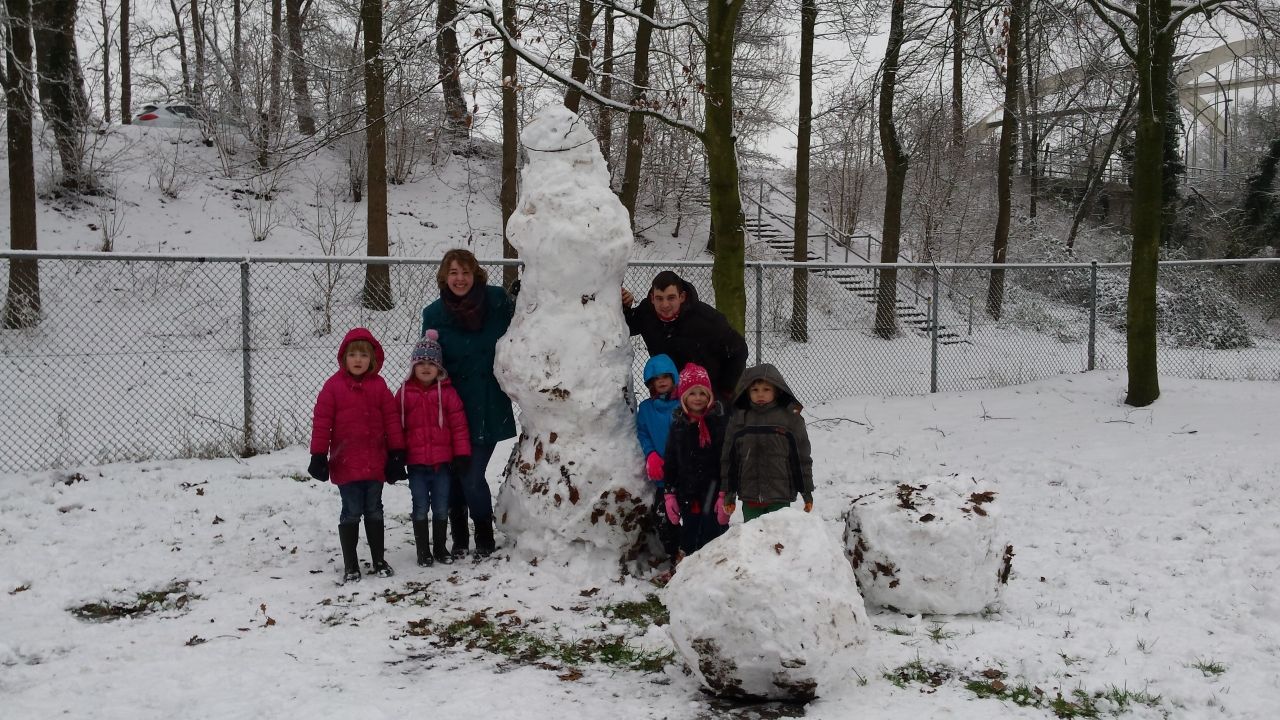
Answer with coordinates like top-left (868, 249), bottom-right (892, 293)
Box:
top-left (385, 450), bottom-right (408, 484)
top-left (307, 454), bottom-right (329, 482)
top-left (451, 455), bottom-right (472, 480)
top-left (508, 279), bottom-right (521, 301)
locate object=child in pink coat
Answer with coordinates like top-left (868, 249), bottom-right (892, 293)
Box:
top-left (308, 327), bottom-right (406, 583)
top-left (394, 330), bottom-right (471, 567)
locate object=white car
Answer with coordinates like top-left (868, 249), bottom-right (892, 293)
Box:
top-left (133, 103), bottom-right (203, 128)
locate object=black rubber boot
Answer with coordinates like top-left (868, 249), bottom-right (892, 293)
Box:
top-left (432, 520), bottom-right (454, 565)
top-left (366, 518), bottom-right (394, 578)
top-left (413, 519), bottom-right (433, 567)
top-left (449, 502), bottom-right (470, 559)
top-left (338, 523), bottom-right (361, 583)
top-left (474, 517), bottom-right (496, 558)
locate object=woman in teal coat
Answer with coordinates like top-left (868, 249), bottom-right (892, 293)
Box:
top-left (420, 248), bottom-right (517, 557)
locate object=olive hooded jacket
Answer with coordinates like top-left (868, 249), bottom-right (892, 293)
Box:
top-left (720, 363), bottom-right (814, 506)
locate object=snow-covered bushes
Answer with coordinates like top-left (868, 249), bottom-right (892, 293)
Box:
top-left (843, 475), bottom-right (1011, 615)
top-left (1096, 273), bottom-right (1254, 350)
top-left (665, 509), bottom-right (870, 700)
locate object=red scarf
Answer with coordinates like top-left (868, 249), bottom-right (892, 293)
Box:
top-left (688, 410), bottom-right (711, 448)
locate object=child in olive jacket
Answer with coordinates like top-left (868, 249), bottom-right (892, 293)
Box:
top-left (720, 363), bottom-right (814, 522)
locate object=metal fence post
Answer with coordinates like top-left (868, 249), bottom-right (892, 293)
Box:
top-left (240, 260), bottom-right (255, 456)
top-left (1088, 260), bottom-right (1098, 371)
top-left (754, 262), bottom-right (763, 364)
top-left (824, 231), bottom-right (830, 262)
top-left (930, 266), bottom-right (939, 393)
top-left (757, 179), bottom-right (764, 231)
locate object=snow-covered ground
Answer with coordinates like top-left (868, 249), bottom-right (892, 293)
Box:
top-left (2, 371), bottom-right (1276, 719)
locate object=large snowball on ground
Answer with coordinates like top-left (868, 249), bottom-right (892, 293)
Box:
top-left (665, 509), bottom-right (870, 700)
top-left (843, 474), bottom-right (1012, 615)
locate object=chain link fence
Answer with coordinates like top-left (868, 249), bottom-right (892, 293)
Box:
top-left (3, 252), bottom-right (1278, 471)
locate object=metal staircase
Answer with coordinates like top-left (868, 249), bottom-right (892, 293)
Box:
top-left (740, 178), bottom-right (971, 345)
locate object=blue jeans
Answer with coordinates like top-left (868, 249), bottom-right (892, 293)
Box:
top-left (407, 465), bottom-right (451, 522)
top-left (449, 442), bottom-right (496, 523)
top-left (338, 480), bottom-right (384, 524)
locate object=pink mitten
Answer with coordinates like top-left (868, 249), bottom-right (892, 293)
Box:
top-left (714, 492), bottom-right (730, 525)
top-left (664, 494), bottom-right (681, 525)
top-left (645, 452), bottom-right (664, 481)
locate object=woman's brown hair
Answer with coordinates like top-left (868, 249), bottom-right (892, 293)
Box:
top-left (436, 248), bottom-right (488, 291)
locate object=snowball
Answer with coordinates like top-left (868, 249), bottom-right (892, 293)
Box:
top-left (494, 105), bottom-right (650, 576)
top-left (665, 509), bottom-right (870, 700)
top-left (843, 474), bottom-right (1012, 615)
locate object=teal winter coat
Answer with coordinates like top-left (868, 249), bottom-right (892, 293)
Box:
top-left (420, 285), bottom-right (517, 447)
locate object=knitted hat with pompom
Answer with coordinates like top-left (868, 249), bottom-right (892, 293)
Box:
top-left (411, 329), bottom-right (445, 370)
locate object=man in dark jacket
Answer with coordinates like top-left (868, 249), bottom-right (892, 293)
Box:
top-left (622, 271), bottom-right (749, 403)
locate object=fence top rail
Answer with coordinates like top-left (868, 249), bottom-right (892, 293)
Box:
top-left (2, 249), bottom-right (1277, 270)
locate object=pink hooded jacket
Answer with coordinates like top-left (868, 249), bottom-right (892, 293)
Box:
top-left (309, 328), bottom-right (406, 486)
top-left (395, 374), bottom-right (471, 467)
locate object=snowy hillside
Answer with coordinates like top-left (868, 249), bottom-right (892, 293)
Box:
top-left (2, 372), bottom-right (1276, 719)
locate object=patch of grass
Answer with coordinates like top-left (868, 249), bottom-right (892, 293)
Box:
top-left (1190, 657), bottom-right (1227, 677)
top-left (926, 622), bottom-right (957, 643)
top-left (70, 581), bottom-right (196, 621)
top-left (878, 624), bottom-right (912, 636)
top-left (410, 609), bottom-right (673, 675)
top-left (884, 658), bottom-right (954, 689)
top-left (601, 593), bottom-right (669, 627)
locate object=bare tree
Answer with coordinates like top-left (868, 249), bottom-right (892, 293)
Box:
top-left (599, 5), bottom-right (615, 167)
top-left (791, 0), bottom-right (817, 342)
top-left (286, 0), bottom-right (316, 134)
top-left (438, 0), bottom-right (471, 140)
top-left (619, 0), bottom-right (658, 227)
top-left (988, 0), bottom-right (1023, 320)
top-left (501, 0), bottom-right (519, 288)
top-left (3, 0), bottom-right (41, 328)
top-left (875, 0), bottom-right (909, 339)
top-left (361, 0), bottom-right (392, 310)
top-left (564, 0), bottom-right (595, 112)
top-left (32, 0), bottom-right (92, 190)
top-left (120, 0), bottom-right (129, 122)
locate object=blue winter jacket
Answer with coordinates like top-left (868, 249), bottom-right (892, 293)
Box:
top-left (636, 354), bottom-right (680, 460)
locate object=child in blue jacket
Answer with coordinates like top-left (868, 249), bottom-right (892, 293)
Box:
top-left (636, 354), bottom-right (681, 568)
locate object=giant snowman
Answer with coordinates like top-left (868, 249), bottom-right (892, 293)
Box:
top-left (493, 106), bottom-right (650, 575)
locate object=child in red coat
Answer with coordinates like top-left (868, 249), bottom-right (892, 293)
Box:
top-left (308, 327), bottom-right (406, 583)
top-left (395, 330), bottom-right (471, 567)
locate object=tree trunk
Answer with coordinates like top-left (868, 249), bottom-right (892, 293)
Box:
top-left (120, 0), bottom-right (130, 122)
top-left (167, 0), bottom-right (191, 99)
top-left (268, 0), bottom-right (283, 144)
top-left (501, 0), bottom-right (518, 288)
top-left (100, 0), bottom-right (110, 123)
top-left (875, 0), bottom-right (909, 339)
top-left (361, 0), bottom-right (392, 310)
top-left (563, 0), bottom-right (594, 112)
top-left (988, 0), bottom-right (1021, 320)
top-left (231, 0), bottom-right (242, 114)
top-left (1160, 77), bottom-right (1184, 248)
top-left (1024, 0), bottom-right (1038, 219)
top-left (619, 0), bottom-right (658, 229)
top-left (951, 0), bottom-right (964, 148)
top-left (790, 0), bottom-right (816, 342)
top-left (32, 0), bottom-right (91, 191)
top-left (190, 0), bottom-right (204, 107)
top-left (1125, 0), bottom-right (1171, 407)
top-left (4, 0), bottom-right (41, 328)
top-left (598, 6), bottom-right (614, 168)
top-left (437, 0), bottom-right (470, 141)
top-left (286, 0), bottom-right (315, 134)
top-left (703, 0), bottom-right (747, 333)
top-left (1067, 89), bottom-right (1135, 252)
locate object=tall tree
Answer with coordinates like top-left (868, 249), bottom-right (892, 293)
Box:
top-left (437, 0), bottom-right (470, 140)
top-left (790, 0), bottom-right (817, 342)
top-left (563, 0), bottom-right (595, 112)
top-left (190, 0), bottom-right (205, 106)
top-left (619, 0), bottom-right (658, 227)
top-left (1082, 0), bottom-right (1227, 406)
top-left (268, 0), bottom-right (284, 138)
top-left (100, 0), bottom-right (110, 123)
top-left (120, 0), bottom-right (130, 122)
top-left (32, 0), bottom-right (91, 190)
top-left (988, 0), bottom-right (1022, 320)
top-left (702, 0), bottom-right (749, 330)
top-left (286, 0), bottom-right (316, 134)
top-left (951, 0), bottom-right (964, 147)
top-left (167, 0), bottom-right (191, 98)
top-left (501, 0), bottom-right (518, 288)
top-left (875, 0), bottom-right (909, 339)
top-left (3, 0), bottom-right (41, 328)
top-left (231, 0), bottom-right (242, 113)
top-left (361, 0), bottom-right (392, 310)
top-left (598, 5), bottom-right (615, 167)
